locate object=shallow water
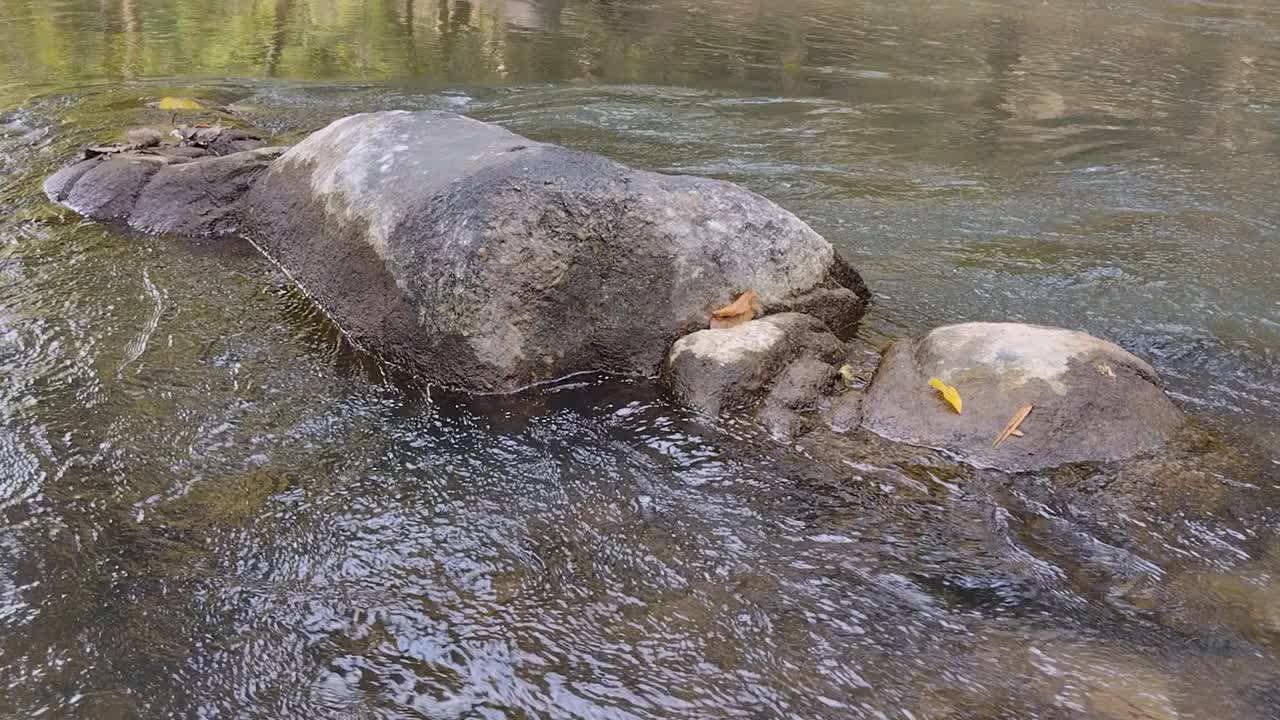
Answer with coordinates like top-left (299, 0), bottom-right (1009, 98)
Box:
top-left (2, 1), bottom-right (1280, 718)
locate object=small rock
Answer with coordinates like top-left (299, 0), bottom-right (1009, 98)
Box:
top-left (663, 313), bottom-right (843, 416)
top-left (822, 391), bottom-right (865, 432)
top-left (174, 125), bottom-right (266, 155)
top-left (861, 322), bottom-right (1184, 471)
top-left (757, 357), bottom-right (840, 438)
top-left (765, 356), bottom-right (838, 411)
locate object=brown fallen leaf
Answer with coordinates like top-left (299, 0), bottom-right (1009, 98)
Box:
top-left (1010, 429), bottom-right (1024, 437)
top-left (993, 404), bottom-right (1033, 448)
top-left (710, 289), bottom-right (758, 329)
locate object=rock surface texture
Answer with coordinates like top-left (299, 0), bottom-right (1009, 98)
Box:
top-left (663, 313), bottom-right (844, 416)
top-left (44, 143), bottom-right (282, 234)
top-left (861, 322), bottom-right (1185, 471)
top-left (44, 111), bottom-right (870, 392)
top-left (130, 147), bottom-right (285, 236)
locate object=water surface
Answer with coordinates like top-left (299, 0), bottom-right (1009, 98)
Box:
top-left (2, 1), bottom-right (1280, 717)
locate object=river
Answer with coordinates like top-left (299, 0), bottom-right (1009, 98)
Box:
top-left (1, 0), bottom-right (1279, 717)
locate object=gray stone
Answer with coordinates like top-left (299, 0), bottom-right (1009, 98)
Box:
top-left (663, 313), bottom-right (843, 416)
top-left (129, 147), bottom-right (286, 236)
top-left (239, 111), bottom-right (870, 391)
top-left (757, 356), bottom-right (840, 438)
top-left (860, 322), bottom-right (1185, 471)
top-left (174, 126), bottom-right (267, 156)
top-left (43, 158), bottom-right (100, 203)
top-left (126, 127), bottom-right (164, 148)
top-left (151, 145), bottom-right (210, 160)
top-left (62, 153), bottom-right (181, 221)
top-left (765, 357), bottom-right (838, 411)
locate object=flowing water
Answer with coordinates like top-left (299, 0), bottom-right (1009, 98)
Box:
top-left (2, 0), bottom-right (1280, 717)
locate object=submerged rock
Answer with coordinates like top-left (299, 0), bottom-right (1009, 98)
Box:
top-left (861, 322), bottom-right (1185, 471)
top-left (662, 312), bottom-right (844, 416)
top-left (238, 111), bottom-right (870, 391)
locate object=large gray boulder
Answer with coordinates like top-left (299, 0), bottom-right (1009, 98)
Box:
top-left (237, 111), bottom-right (869, 391)
top-left (861, 322), bottom-right (1185, 471)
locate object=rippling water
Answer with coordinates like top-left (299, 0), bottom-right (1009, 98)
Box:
top-left (2, 1), bottom-right (1280, 717)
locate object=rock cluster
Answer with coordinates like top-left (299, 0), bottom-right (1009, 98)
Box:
top-left (47, 111), bottom-right (869, 392)
top-left (45, 110), bottom-right (1188, 470)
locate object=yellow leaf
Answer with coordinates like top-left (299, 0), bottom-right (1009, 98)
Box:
top-left (157, 97), bottom-right (204, 111)
top-left (838, 364), bottom-right (858, 387)
top-left (928, 377), bottom-right (962, 414)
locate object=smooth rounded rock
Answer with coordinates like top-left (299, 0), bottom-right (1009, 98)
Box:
top-left (861, 322), bottom-right (1185, 471)
top-left (43, 158), bottom-right (100, 203)
top-left (239, 111), bottom-right (869, 391)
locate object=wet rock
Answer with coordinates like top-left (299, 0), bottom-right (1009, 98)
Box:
top-left (822, 391), bottom-right (865, 432)
top-left (662, 313), bottom-right (843, 416)
top-left (45, 147), bottom-right (281, 234)
top-left (818, 338), bottom-right (882, 432)
top-left (1159, 569), bottom-right (1280, 645)
top-left (55, 153), bottom-right (183, 221)
top-left (43, 158), bottom-right (100, 203)
top-left (756, 356), bottom-right (839, 437)
top-left (43, 111), bottom-right (868, 391)
top-left (174, 125), bottom-right (267, 155)
top-left (151, 145), bottom-right (212, 160)
top-left (861, 322), bottom-right (1184, 471)
top-left (765, 356), bottom-right (838, 410)
top-left (240, 111), bottom-right (870, 391)
top-left (210, 131), bottom-right (267, 156)
top-left (918, 630), bottom-right (1187, 720)
top-left (129, 147), bottom-right (287, 236)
